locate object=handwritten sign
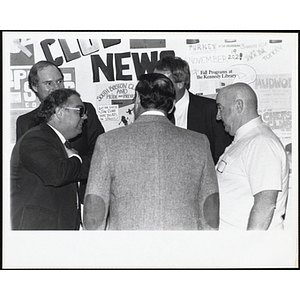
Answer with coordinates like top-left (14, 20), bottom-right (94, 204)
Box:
top-left (98, 105), bottom-right (119, 121)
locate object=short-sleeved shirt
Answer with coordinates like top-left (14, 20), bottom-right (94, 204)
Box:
top-left (216, 117), bottom-right (289, 230)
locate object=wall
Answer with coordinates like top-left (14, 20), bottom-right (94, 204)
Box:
top-left (2, 31), bottom-right (298, 268)
top-left (6, 32), bottom-right (297, 154)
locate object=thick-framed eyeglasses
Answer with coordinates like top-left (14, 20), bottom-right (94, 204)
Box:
top-left (64, 106), bottom-right (86, 118)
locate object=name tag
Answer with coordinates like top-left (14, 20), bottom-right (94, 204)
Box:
top-left (217, 160), bottom-right (227, 173)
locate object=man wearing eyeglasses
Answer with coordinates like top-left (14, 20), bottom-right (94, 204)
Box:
top-left (11, 88), bottom-right (89, 230)
top-left (16, 60), bottom-right (105, 202)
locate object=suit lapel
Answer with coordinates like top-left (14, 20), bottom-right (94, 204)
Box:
top-left (187, 92), bottom-right (196, 130)
top-left (41, 123), bottom-right (79, 205)
top-left (40, 123), bottom-right (68, 158)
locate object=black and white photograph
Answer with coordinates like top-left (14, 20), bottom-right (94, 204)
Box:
top-left (2, 30), bottom-right (298, 270)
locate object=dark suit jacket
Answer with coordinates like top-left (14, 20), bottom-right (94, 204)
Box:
top-left (10, 123), bottom-right (89, 230)
top-left (168, 92), bottom-right (232, 164)
top-left (16, 102), bottom-right (105, 201)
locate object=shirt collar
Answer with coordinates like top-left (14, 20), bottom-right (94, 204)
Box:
top-left (47, 123), bottom-right (66, 144)
top-left (175, 89), bottom-right (189, 110)
top-left (141, 110), bottom-right (165, 117)
top-left (235, 116), bottom-right (263, 141)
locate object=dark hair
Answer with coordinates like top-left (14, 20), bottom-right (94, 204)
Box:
top-left (28, 60), bottom-right (64, 93)
top-left (37, 88), bottom-right (80, 122)
top-left (136, 73), bottom-right (175, 114)
top-left (154, 56), bottom-right (190, 90)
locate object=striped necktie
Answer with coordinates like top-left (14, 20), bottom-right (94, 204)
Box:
top-left (64, 140), bottom-right (72, 149)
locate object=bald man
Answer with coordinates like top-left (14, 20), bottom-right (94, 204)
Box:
top-left (215, 83), bottom-right (289, 230)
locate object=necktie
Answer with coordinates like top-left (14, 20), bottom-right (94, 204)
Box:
top-left (167, 106), bottom-right (176, 124)
top-left (64, 140), bottom-right (72, 149)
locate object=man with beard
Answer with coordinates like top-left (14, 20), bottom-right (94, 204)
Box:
top-left (154, 56), bottom-right (232, 164)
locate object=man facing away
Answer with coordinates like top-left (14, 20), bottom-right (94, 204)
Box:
top-left (16, 60), bottom-right (105, 202)
top-left (215, 83), bottom-right (289, 230)
top-left (154, 56), bottom-right (233, 164)
top-left (11, 89), bottom-right (89, 230)
top-left (83, 73), bottom-right (220, 230)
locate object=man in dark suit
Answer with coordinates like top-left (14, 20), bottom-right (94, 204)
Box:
top-left (83, 74), bottom-right (219, 230)
top-left (11, 88), bottom-right (90, 230)
top-left (154, 56), bottom-right (232, 164)
top-left (16, 60), bottom-right (105, 201)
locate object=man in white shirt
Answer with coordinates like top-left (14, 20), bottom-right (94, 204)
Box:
top-left (215, 82), bottom-right (289, 230)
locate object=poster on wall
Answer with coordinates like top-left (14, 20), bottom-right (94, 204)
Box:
top-left (7, 33), bottom-right (295, 149)
top-left (183, 37), bottom-right (294, 150)
top-left (2, 31), bottom-right (298, 269)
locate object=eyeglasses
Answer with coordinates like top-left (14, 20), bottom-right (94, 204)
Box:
top-left (64, 106), bottom-right (87, 118)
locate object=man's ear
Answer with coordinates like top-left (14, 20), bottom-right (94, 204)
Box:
top-left (135, 92), bottom-right (141, 104)
top-left (236, 99), bottom-right (244, 113)
top-left (55, 106), bottom-right (64, 120)
top-left (32, 84), bottom-right (38, 94)
top-left (175, 81), bottom-right (184, 89)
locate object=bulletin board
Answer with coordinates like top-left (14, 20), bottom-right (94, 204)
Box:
top-left (2, 31), bottom-right (298, 269)
top-left (5, 31), bottom-right (297, 150)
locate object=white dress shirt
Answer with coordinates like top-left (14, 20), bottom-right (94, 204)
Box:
top-left (141, 111), bottom-right (165, 117)
top-left (174, 89), bottom-right (189, 129)
top-left (47, 123), bottom-right (82, 162)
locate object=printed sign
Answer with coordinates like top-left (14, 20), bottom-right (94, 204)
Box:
top-left (10, 67), bottom-right (76, 109)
